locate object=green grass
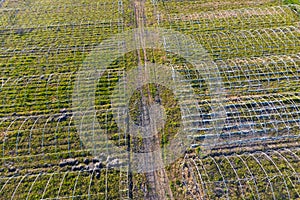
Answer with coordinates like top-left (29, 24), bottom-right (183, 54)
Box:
top-left (1, 0), bottom-right (300, 199)
top-left (284, 0), bottom-right (300, 5)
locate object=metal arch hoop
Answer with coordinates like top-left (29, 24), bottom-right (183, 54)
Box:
top-left (72, 27), bottom-right (226, 172)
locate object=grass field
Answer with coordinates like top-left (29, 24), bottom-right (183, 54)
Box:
top-left (0, 0), bottom-right (300, 199)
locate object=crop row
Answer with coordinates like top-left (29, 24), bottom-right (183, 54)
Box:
top-left (0, 52), bottom-right (299, 115)
top-left (1, 6), bottom-right (298, 52)
top-left (185, 148), bottom-right (300, 199)
top-left (0, 24), bottom-right (299, 79)
top-left (0, 22), bottom-right (123, 51)
top-left (0, 169), bottom-right (124, 200)
top-left (155, 0), bottom-right (282, 15)
top-left (0, 1), bottom-right (131, 28)
top-left (1, 0), bottom-right (122, 8)
top-left (0, 87), bottom-right (299, 159)
top-left (1, 146), bottom-right (300, 199)
top-left (159, 6), bottom-right (299, 32)
top-left (165, 24), bottom-right (300, 59)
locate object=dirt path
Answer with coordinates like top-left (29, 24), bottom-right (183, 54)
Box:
top-left (132, 0), bottom-right (174, 199)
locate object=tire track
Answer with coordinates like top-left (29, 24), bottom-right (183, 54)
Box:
top-left (132, 0), bottom-right (174, 199)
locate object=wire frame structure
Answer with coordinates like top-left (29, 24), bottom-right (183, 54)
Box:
top-left (0, 0), bottom-right (300, 199)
